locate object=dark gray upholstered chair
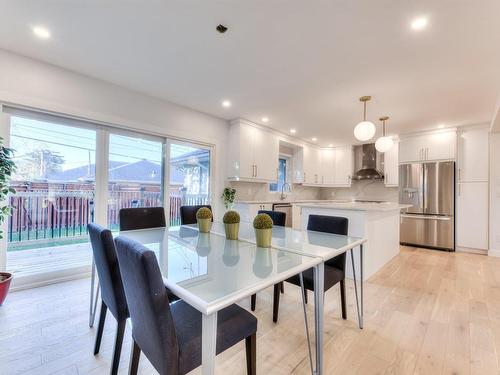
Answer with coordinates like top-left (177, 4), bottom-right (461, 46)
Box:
top-left (250, 210), bottom-right (286, 313)
top-left (180, 205), bottom-right (213, 225)
top-left (88, 223), bottom-right (129, 375)
top-left (114, 236), bottom-right (258, 375)
top-left (118, 207), bottom-right (166, 231)
top-left (272, 215), bottom-right (348, 323)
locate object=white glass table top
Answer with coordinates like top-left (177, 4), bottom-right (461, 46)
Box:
top-left (118, 226), bottom-right (321, 315)
top-left (186, 222), bottom-right (366, 260)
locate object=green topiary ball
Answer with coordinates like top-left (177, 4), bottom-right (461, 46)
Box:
top-left (223, 210), bottom-right (240, 224)
top-left (253, 213), bottom-right (273, 229)
top-left (196, 207), bottom-right (213, 220)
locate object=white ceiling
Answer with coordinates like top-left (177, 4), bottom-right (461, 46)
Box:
top-left (0, 0), bottom-right (499, 146)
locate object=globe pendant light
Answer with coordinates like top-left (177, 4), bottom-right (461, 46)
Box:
top-left (354, 96), bottom-right (376, 142)
top-left (375, 116), bottom-right (394, 152)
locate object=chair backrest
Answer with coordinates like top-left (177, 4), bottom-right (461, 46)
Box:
top-left (115, 236), bottom-right (179, 374)
top-left (88, 223), bottom-right (128, 320)
top-left (307, 215), bottom-right (348, 270)
top-left (180, 205), bottom-right (212, 225)
top-left (119, 207), bottom-right (166, 231)
top-left (258, 210), bottom-right (286, 227)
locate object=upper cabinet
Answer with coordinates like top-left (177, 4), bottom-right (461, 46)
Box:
top-left (227, 121), bottom-right (279, 182)
top-left (294, 144), bottom-right (352, 187)
top-left (333, 146), bottom-right (353, 186)
top-left (383, 141), bottom-right (399, 187)
top-left (457, 127), bottom-right (489, 182)
top-left (399, 130), bottom-right (456, 163)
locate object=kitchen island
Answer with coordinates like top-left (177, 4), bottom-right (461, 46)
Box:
top-left (294, 201), bottom-right (411, 280)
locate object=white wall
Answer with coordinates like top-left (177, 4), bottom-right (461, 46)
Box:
top-left (0, 48), bottom-right (229, 222)
top-left (489, 132), bottom-right (500, 256)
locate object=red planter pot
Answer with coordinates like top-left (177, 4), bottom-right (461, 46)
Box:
top-left (0, 272), bottom-right (13, 306)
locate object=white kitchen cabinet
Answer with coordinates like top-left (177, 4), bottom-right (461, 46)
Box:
top-left (320, 149), bottom-right (335, 185)
top-left (227, 121), bottom-right (279, 182)
top-left (334, 146), bottom-right (353, 186)
top-left (399, 130), bottom-right (456, 163)
top-left (383, 141), bottom-right (399, 187)
top-left (303, 145), bottom-right (321, 184)
top-left (458, 127), bottom-right (489, 182)
top-left (456, 182), bottom-right (489, 250)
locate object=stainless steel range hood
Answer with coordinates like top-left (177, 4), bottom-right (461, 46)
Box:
top-left (352, 143), bottom-right (384, 180)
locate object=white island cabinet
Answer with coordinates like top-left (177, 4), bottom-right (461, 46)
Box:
top-left (295, 201), bottom-right (410, 280)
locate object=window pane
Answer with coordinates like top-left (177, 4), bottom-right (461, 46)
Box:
top-left (169, 142), bottom-right (211, 226)
top-left (270, 158), bottom-right (287, 192)
top-left (107, 133), bottom-right (164, 230)
top-left (8, 116), bottom-right (96, 275)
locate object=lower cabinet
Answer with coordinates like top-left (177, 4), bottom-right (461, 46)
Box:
top-left (456, 182), bottom-right (489, 250)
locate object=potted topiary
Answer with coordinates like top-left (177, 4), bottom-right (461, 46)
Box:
top-left (196, 207), bottom-right (213, 233)
top-left (0, 136), bottom-right (15, 306)
top-left (223, 210), bottom-right (240, 240)
top-left (253, 213), bottom-right (273, 248)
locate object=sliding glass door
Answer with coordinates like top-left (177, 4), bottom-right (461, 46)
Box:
top-left (107, 132), bottom-right (164, 231)
top-left (7, 115), bottom-right (96, 275)
top-left (168, 141), bottom-right (211, 226)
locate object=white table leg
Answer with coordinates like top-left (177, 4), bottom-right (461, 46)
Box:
top-left (360, 244), bottom-right (364, 329)
top-left (89, 257), bottom-right (100, 327)
top-left (313, 262), bottom-right (324, 375)
top-left (202, 312), bottom-right (218, 375)
top-left (350, 248), bottom-right (362, 329)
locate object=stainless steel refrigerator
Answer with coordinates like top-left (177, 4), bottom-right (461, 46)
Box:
top-left (399, 161), bottom-right (455, 251)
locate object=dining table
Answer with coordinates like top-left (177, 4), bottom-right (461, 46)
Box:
top-left (93, 222), bottom-right (366, 375)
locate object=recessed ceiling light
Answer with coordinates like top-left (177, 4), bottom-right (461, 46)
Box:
top-left (32, 26), bottom-right (51, 39)
top-left (328, 144), bottom-right (333, 147)
top-left (411, 17), bottom-right (428, 31)
top-left (438, 124), bottom-right (445, 129)
top-left (261, 117), bottom-right (269, 123)
top-left (221, 100), bottom-right (231, 108)
top-left (290, 129), bottom-right (297, 134)
top-left (311, 137), bottom-right (318, 142)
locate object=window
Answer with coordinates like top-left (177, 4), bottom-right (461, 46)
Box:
top-left (269, 157), bottom-right (288, 192)
top-left (107, 132), bottom-right (164, 231)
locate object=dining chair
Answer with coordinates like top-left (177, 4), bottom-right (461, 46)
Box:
top-left (88, 223), bottom-right (129, 375)
top-left (114, 235), bottom-right (258, 375)
top-left (118, 207), bottom-right (166, 231)
top-left (180, 204), bottom-right (213, 225)
top-left (250, 210), bottom-right (286, 313)
top-left (272, 214), bottom-right (348, 323)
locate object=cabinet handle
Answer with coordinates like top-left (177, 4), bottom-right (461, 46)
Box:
top-left (304, 172), bottom-right (306, 182)
top-left (458, 168), bottom-right (461, 181)
top-left (255, 165), bottom-right (258, 178)
top-left (458, 183), bottom-right (461, 196)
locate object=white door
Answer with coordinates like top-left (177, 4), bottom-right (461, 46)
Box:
top-left (253, 129), bottom-right (279, 181)
top-left (384, 141), bottom-right (399, 186)
top-left (334, 146), bottom-right (353, 185)
top-left (458, 128), bottom-right (489, 182)
top-left (456, 182), bottom-right (489, 250)
top-left (320, 149), bottom-right (335, 185)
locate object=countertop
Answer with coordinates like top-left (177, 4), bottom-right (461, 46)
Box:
top-left (234, 199), bottom-right (338, 204)
top-left (294, 201), bottom-right (412, 212)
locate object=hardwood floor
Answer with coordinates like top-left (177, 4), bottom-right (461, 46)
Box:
top-left (1, 246), bottom-right (500, 374)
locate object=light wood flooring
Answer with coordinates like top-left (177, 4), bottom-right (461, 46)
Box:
top-left (1, 246), bottom-right (500, 375)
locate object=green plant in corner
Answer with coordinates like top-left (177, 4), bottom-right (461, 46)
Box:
top-left (221, 187), bottom-right (236, 210)
top-left (0, 137), bottom-right (16, 240)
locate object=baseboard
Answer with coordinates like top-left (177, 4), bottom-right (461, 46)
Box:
top-left (10, 266), bottom-right (91, 292)
top-left (456, 246), bottom-right (488, 255)
top-left (488, 249), bottom-right (500, 257)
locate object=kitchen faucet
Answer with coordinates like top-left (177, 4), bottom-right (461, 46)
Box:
top-left (280, 182), bottom-right (291, 200)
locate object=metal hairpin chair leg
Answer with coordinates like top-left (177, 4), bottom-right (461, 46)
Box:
top-left (89, 257), bottom-right (100, 328)
top-left (350, 244), bottom-right (364, 329)
top-left (299, 273), bottom-right (314, 375)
